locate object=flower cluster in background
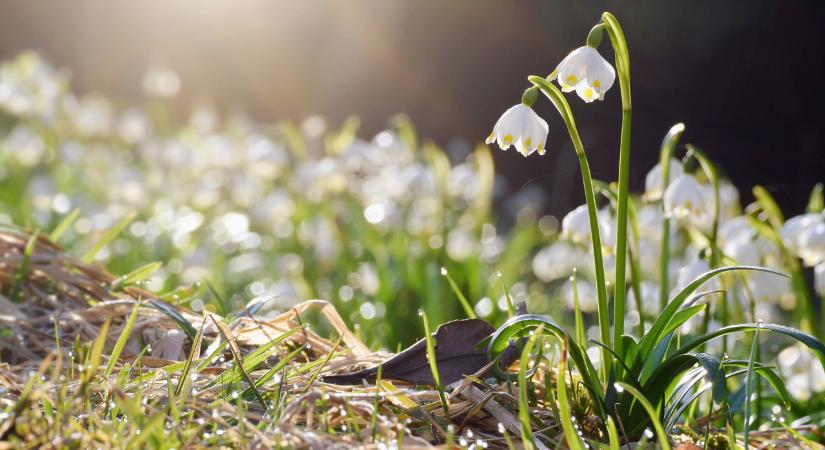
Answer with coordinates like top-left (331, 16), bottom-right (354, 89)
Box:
top-left (0, 52), bottom-right (553, 347)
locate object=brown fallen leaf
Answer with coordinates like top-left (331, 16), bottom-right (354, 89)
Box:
top-left (323, 318), bottom-right (516, 386)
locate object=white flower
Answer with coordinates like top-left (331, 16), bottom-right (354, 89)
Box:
top-left (799, 222), bottom-right (825, 266)
top-left (781, 213), bottom-right (823, 252)
top-left (561, 204), bottom-right (614, 247)
top-left (486, 104), bottom-right (548, 157)
top-left (550, 46), bottom-right (616, 102)
top-left (815, 263), bottom-right (825, 297)
top-left (644, 158), bottom-right (684, 200)
top-left (718, 216), bottom-right (754, 245)
top-left (663, 174), bottom-right (705, 220)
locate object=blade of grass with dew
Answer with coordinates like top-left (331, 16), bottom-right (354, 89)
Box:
top-left (518, 324), bottom-right (541, 450)
top-left (81, 212), bottom-right (135, 263)
top-left (209, 315), bottom-right (267, 409)
top-left (111, 262), bottom-right (162, 291)
top-left (245, 345), bottom-right (305, 395)
top-left (302, 335), bottom-right (343, 393)
top-left (498, 271), bottom-right (516, 317)
top-left (743, 325), bottom-right (760, 447)
top-left (9, 231), bottom-right (37, 303)
top-left (557, 336), bottom-right (585, 450)
top-left (614, 382), bottom-right (671, 450)
top-left (206, 325), bottom-right (301, 388)
top-left (104, 301), bottom-right (141, 377)
top-left (48, 208), bottom-right (80, 242)
top-left (174, 319), bottom-right (205, 399)
top-left (441, 266), bottom-right (476, 319)
top-left (420, 309), bottom-right (450, 418)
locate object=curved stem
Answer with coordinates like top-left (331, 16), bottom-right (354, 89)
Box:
top-left (657, 124), bottom-right (686, 310)
top-left (602, 12), bottom-right (632, 360)
top-left (529, 75), bottom-right (611, 383)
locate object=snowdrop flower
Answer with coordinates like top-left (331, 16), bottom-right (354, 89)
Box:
top-left (486, 104), bottom-right (548, 157)
top-left (644, 158), bottom-right (684, 201)
top-left (550, 46), bottom-right (616, 102)
top-left (663, 174), bottom-right (705, 220)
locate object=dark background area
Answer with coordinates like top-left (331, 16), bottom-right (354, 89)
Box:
top-left (1, 0), bottom-right (823, 217)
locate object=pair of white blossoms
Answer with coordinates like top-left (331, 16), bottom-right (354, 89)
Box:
top-left (486, 46), bottom-right (615, 157)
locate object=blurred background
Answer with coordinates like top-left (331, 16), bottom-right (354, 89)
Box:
top-left (1, 0), bottom-right (823, 216)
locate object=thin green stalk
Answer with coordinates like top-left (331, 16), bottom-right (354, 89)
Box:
top-left (603, 12), bottom-right (632, 359)
top-left (529, 75), bottom-right (611, 382)
top-left (657, 124), bottom-right (686, 310)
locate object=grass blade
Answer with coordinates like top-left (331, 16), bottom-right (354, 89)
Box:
top-left (440, 266), bottom-right (476, 319)
top-left (48, 208), bottom-right (80, 242)
top-left (557, 336), bottom-right (585, 450)
top-left (420, 309), bottom-right (449, 418)
top-left (104, 301), bottom-right (141, 377)
top-left (81, 212), bottom-right (136, 263)
top-left (111, 262), bottom-right (162, 291)
top-left (9, 231), bottom-right (37, 303)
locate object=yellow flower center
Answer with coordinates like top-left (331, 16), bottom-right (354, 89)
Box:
top-left (523, 138), bottom-right (532, 148)
top-left (583, 87), bottom-right (594, 100)
top-left (566, 75), bottom-right (578, 85)
top-left (592, 80), bottom-right (601, 88)
top-left (504, 134), bottom-right (513, 144)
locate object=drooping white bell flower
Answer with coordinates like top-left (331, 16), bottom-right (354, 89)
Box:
top-left (718, 216), bottom-right (754, 245)
top-left (550, 46), bottom-right (616, 102)
top-left (486, 104), bottom-right (549, 157)
top-left (815, 263), bottom-right (825, 297)
top-left (561, 204), bottom-right (614, 248)
top-left (663, 174), bottom-right (706, 220)
top-left (798, 222), bottom-right (825, 266)
top-left (780, 213), bottom-right (823, 252)
top-left (643, 158), bottom-right (684, 201)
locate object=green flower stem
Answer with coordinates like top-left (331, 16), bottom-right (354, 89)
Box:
top-left (602, 12), bottom-right (632, 361)
top-left (528, 75), bottom-right (611, 382)
top-left (657, 124), bottom-right (686, 310)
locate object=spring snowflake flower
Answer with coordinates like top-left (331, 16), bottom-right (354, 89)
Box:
top-left (663, 174), bottom-right (705, 219)
top-left (799, 222), bottom-right (825, 266)
top-left (643, 158), bottom-right (684, 200)
top-left (486, 104), bottom-right (548, 157)
top-left (550, 46), bottom-right (616, 102)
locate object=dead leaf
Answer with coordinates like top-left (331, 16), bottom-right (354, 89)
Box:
top-left (323, 318), bottom-right (513, 386)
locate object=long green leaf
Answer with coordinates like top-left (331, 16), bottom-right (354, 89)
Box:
top-left (639, 266), bottom-right (786, 360)
top-left (674, 323), bottom-right (825, 370)
top-left (557, 337), bottom-right (585, 450)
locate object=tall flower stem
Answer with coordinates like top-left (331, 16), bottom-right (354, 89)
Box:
top-left (602, 12), bottom-right (632, 360)
top-left (528, 75), bottom-right (611, 382)
top-left (657, 124), bottom-right (686, 310)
